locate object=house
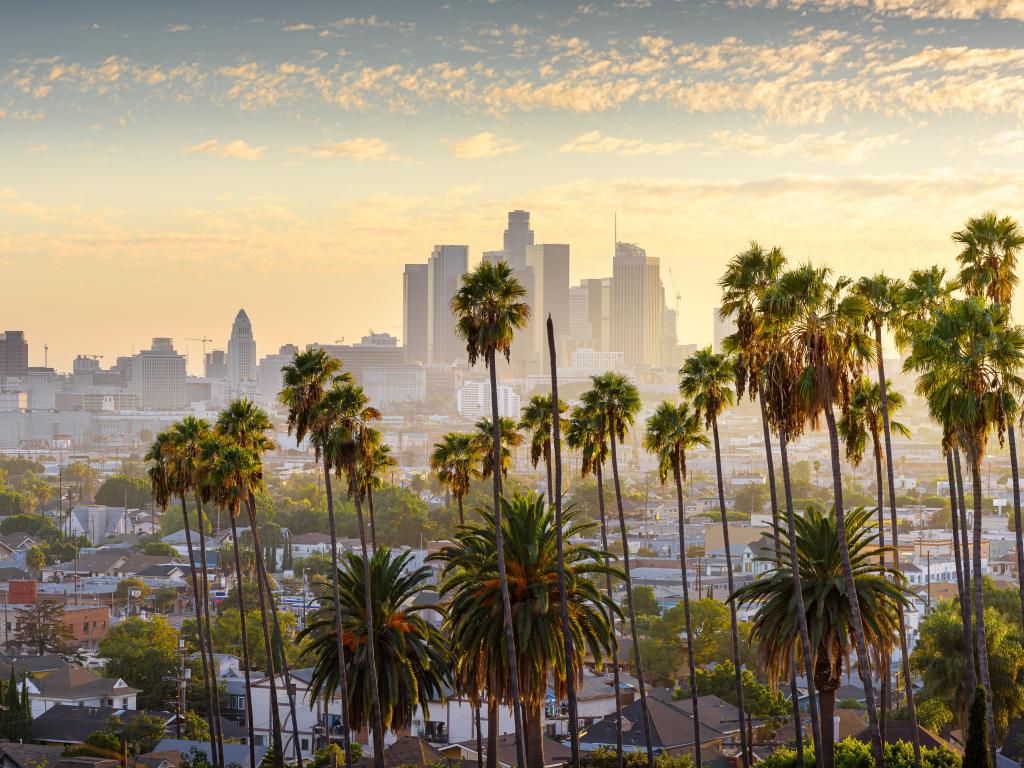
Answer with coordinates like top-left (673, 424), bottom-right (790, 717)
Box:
top-left (580, 697), bottom-right (727, 756)
top-left (31, 705), bottom-right (156, 744)
top-left (43, 552), bottom-right (129, 581)
top-left (0, 741), bottom-right (65, 768)
top-left (290, 533), bottom-right (362, 559)
top-left (356, 737), bottom-right (453, 768)
top-left (854, 721), bottom-right (958, 752)
top-left (1000, 718), bottom-right (1024, 767)
top-left (16, 664), bottom-right (138, 716)
top-left (0, 604), bottom-right (111, 652)
top-left (64, 506), bottom-right (130, 543)
top-left (672, 694), bottom-right (743, 737)
top-left (152, 740), bottom-right (266, 768)
top-left (0, 535), bottom-right (38, 562)
top-left (442, 734), bottom-right (569, 768)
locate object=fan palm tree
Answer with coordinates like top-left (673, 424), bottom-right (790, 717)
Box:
top-left (586, 372), bottom-right (655, 768)
top-left (216, 399), bottom-right (301, 768)
top-left (905, 296), bottom-right (1024, 761)
top-left (679, 348), bottom-right (751, 768)
top-left (430, 433), bottom-right (481, 526)
top-left (205, 437), bottom-right (263, 768)
top-left (955, 212), bottom-right (1024, 626)
top-left (733, 506), bottom-right (911, 768)
top-left (147, 430), bottom-right (222, 766)
top-left (358, 429), bottom-right (397, 550)
top-left (762, 265), bottom-right (885, 767)
top-left (433, 493), bottom-right (620, 768)
top-left (643, 399), bottom-right (708, 768)
top-left (473, 417), bottom-right (523, 480)
top-left (518, 393), bottom-right (567, 504)
top-left (719, 242), bottom-right (815, 767)
top-left (280, 349), bottom-right (356, 767)
top-left (565, 400), bottom-right (623, 768)
top-left (299, 548), bottom-right (450, 738)
top-left (451, 259), bottom-right (531, 766)
top-left (319, 382), bottom-right (386, 765)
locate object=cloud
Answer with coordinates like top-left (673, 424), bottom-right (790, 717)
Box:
top-left (977, 130), bottom-right (1024, 155)
top-left (710, 130), bottom-right (904, 163)
top-left (27, 143), bottom-right (48, 153)
top-left (747, 0), bottom-right (1024, 20)
top-left (283, 23), bottom-right (316, 32)
top-left (289, 137), bottom-right (406, 161)
top-left (559, 130), bottom-right (699, 156)
top-left (184, 138), bottom-right (266, 160)
top-left (166, 24), bottom-right (192, 33)
top-left (450, 131), bottom-right (524, 159)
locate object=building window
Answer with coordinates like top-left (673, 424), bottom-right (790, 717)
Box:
top-left (107, 699), bottom-right (114, 706)
top-left (300, 739), bottom-right (309, 751)
top-left (83, 623), bottom-right (89, 633)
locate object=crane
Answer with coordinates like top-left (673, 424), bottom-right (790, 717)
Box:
top-left (187, 337), bottom-right (214, 356)
top-left (667, 266), bottom-right (681, 318)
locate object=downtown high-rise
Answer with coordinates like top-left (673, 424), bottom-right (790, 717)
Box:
top-left (227, 309), bottom-right (257, 390)
top-left (426, 245), bottom-right (468, 364)
top-left (611, 242), bottom-right (664, 368)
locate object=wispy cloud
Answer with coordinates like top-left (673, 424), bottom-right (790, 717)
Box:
top-left (977, 130), bottom-right (1024, 156)
top-left (709, 130), bottom-right (904, 164)
top-left (283, 23), bottom-right (316, 32)
top-left (166, 24), bottom-right (192, 33)
top-left (559, 130), bottom-right (699, 156)
top-left (450, 131), bottom-right (524, 159)
top-left (289, 137), bottom-right (407, 161)
top-left (184, 138), bottom-right (267, 160)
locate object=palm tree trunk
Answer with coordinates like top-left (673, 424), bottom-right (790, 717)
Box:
top-left (486, 699), bottom-right (499, 768)
top-left (195, 499), bottom-right (225, 768)
top-left (816, 649), bottom-right (837, 768)
top-left (710, 417), bottom-right (750, 768)
top-left (367, 486), bottom-right (378, 552)
top-left (969, 459), bottom-right (998, 761)
top-left (953, 447), bottom-right (975, 691)
top-left (873, 327), bottom-right (920, 767)
top-left (180, 497), bottom-right (221, 767)
top-left (323, 461), bottom-right (355, 768)
top-left (547, 317), bottom-right (580, 768)
top-left (545, 440), bottom-right (554, 507)
top-left (758, 388), bottom-right (805, 768)
top-left (1009, 425), bottom-right (1024, 626)
top-left (609, 426), bottom-right (656, 768)
top-left (350, 476), bottom-right (386, 767)
top-left (246, 493), bottom-right (303, 768)
top-left (870, 437), bottom-right (888, 745)
top-left (596, 462), bottom-right (623, 768)
top-left (457, 494), bottom-right (465, 527)
top-left (486, 346), bottom-right (527, 767)
top-left (229, 511), bottom-right (258, 768)
top-left (672, 461), bottom-right (702, 768)
top-left (525, 703), bottom-right (546, 768)
top-left (945, 452), bottom-right (974, 702)
top-left (475, 702), bottom-right (483, 768)
top-left (823, 404), bottom-right (884, 768)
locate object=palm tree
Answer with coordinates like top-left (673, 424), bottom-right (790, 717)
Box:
top-left (358, 429), bottom-right (397, 550)
top-left (430, 433), bottom-right (481, 526)
top-left (518, 393), bottom-right (567, 504)
top-left (320, 382), bottom-right (386, 765)
top-left (280, 349), bottom-right (356, 768)
top-left (905, 296), bottom-right (1024, 761)
top-left (954, 212), bottom-right (1024, 626)
top-left (719, 242), bottom-right (816, 767)
top-left (147, 431), bottom-right (222, 766)
top-left (451, 259), bottom-right (531, 767)
top-left (762, 265), bottom-right (885, 767)
top-left (586, 371), bottom-right (655, 768)
top-left (565, 401), bottom-right (623, 768)
top-left (733, 506), bottom-right (911, 768)
top-left (643, 399), bottom-right (708, 768)
top-left (216, 399), bottom-right (302, 768)
top-left (433, 493), bottom-right (620, 768)
top-left (680, 348), bottom-right (751, 768)
top-left (299, 548), bottom-right (450, 739)
top-left (473, 417), bottom-right (523, 480)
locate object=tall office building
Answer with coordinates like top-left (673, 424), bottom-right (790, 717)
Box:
top-left (227, 309), bottom-right (257, 389)
top-left (663, 307), bottom-right (681, 370)
top-left (205, 350), bottom-right (228, 379)
top-left (0, 331), bottom-right (28, 379)
top-left (524, 243), bottom-right (570, 365)
top-left (569, 285), bottom-right (591, 343)
top-left (611, 242), bottom-right (664, 368)
top-left (427, 246), bottom-right (469, 364)
top-left (581, 278), bottom-right (612, 351)
top-left (502, 210), bottom-right (534, 267)
top-left (130, 338), bottom-right (187, 410)
top-left (257, 344), bottom-right (299, 405)
top-left (713, 307), bottom-right (737, 354)
top-left (403, 263), bottom-right (429, 363)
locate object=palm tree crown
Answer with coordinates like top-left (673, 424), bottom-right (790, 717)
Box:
top-left (451, 260), bottom-right (530, 365)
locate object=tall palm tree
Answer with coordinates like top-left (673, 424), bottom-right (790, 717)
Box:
top-left (147, 431), bottom-right (222, 767)
top-left (719, 242), bottom-right (815, 767)
top-left (680, 348), bottom-right (751, 768)
top-left (473, 417), bottom-right (523, 480)
top-left (433, 493), bottom-right (620, 768)
top-left (216, 399), bottom-right (302, 768)
top-left (451, 259), bottom-right (531, 767)
top-left (565, 401), bottom-right (623, 768)
top-left (518, 393), bottom-right (567, 504)
top-left (643, 399), bottom-right (708, 768)
top-left (320, 382), bottom-right (386, 766)
top-left (206, 438), bottom-right (263, 768)
top-left (954, 212), bottom-right (1024, 625)
top-left (586, 372), bottom-right (655, 768)
top-left (358, 429), bottom-right (397, 551)
top-left (280, 349), bottom-right (356, 768)
top-left (733, 506), bottom-right (911, 768)
top-left (905, 296), bottom-right (1024, 761)
top-left (299, 548), bottom-right (450, 740)
top-left (430, 433), bottom-right (481, 526)
top-left (762, 265), bottom-right (885, 767)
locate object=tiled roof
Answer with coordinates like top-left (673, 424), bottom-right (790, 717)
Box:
top-left (32, 666), bottom-right (138, 701)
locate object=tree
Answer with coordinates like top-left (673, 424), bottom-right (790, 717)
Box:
top-left (433, 493), bottom-right (619, 768)
top-left (519, 393), bottom-right (568, 505)
top-left (184, 710), bottom-right (210, 742)
top-left (733, 506), bottom-right (911, 768)
top-left (143, 540), bottom-right (177, 556)
top-left (451, 259), bottom-right (531, 768)
top-left (99, 615), bottom-right (179, 710)
top-left (430, 432), bottom-right (481, 526)
top-left (11, 600), bottom-right (79, 661)
top-left (680, 347), bottom-right (752, 768)
top-left (210, 608), bottom-right (299, 672)
top-left (964, 687), bottom-right (991, 768)
top-left (95, 475), bottom-right (153, 508)
top-left (357, 430), bottom-right (397, 550)
top-left (586, 372), bottom-right (656, 768)
top-left (24, 546), bottom-right (45, 577)
top-left (631, 585), bottom-right (661, 617)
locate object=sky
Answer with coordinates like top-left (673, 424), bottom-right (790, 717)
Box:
top-left (3, 0), bottom-right (1024, 373)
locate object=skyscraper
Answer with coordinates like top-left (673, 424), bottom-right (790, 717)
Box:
top-left (403, 263), bottom-right (429, 364)
top-left (227, 309), bottom-right (256, 388)
top-left (611, 242), bottom-right (664, 368)
top-left (569, 285), bottom-right (591, 343)
top-left (713, 307), bottom-right (737, 354)
top-left (581, 278), bottom-right (612, 351)
top-left (427, 245), bottom-right (468, 364)
top-left (130, 337), bottom-right (187, 410)
top-left (525, 243), bottom-right (570, 364)
top-left (205, 350), bottom-right (228, 379)
top-left (502, 210), bottom-right (534, 267)
top-left (0, 331), bottom-right (29, 379)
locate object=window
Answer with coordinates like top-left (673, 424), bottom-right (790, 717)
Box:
top-left (300, 739), bottom-right (309, 751)
top-left (83, 623), bottom-right (89, 633)
top-left (107, 699), bottom-right (114, 706)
